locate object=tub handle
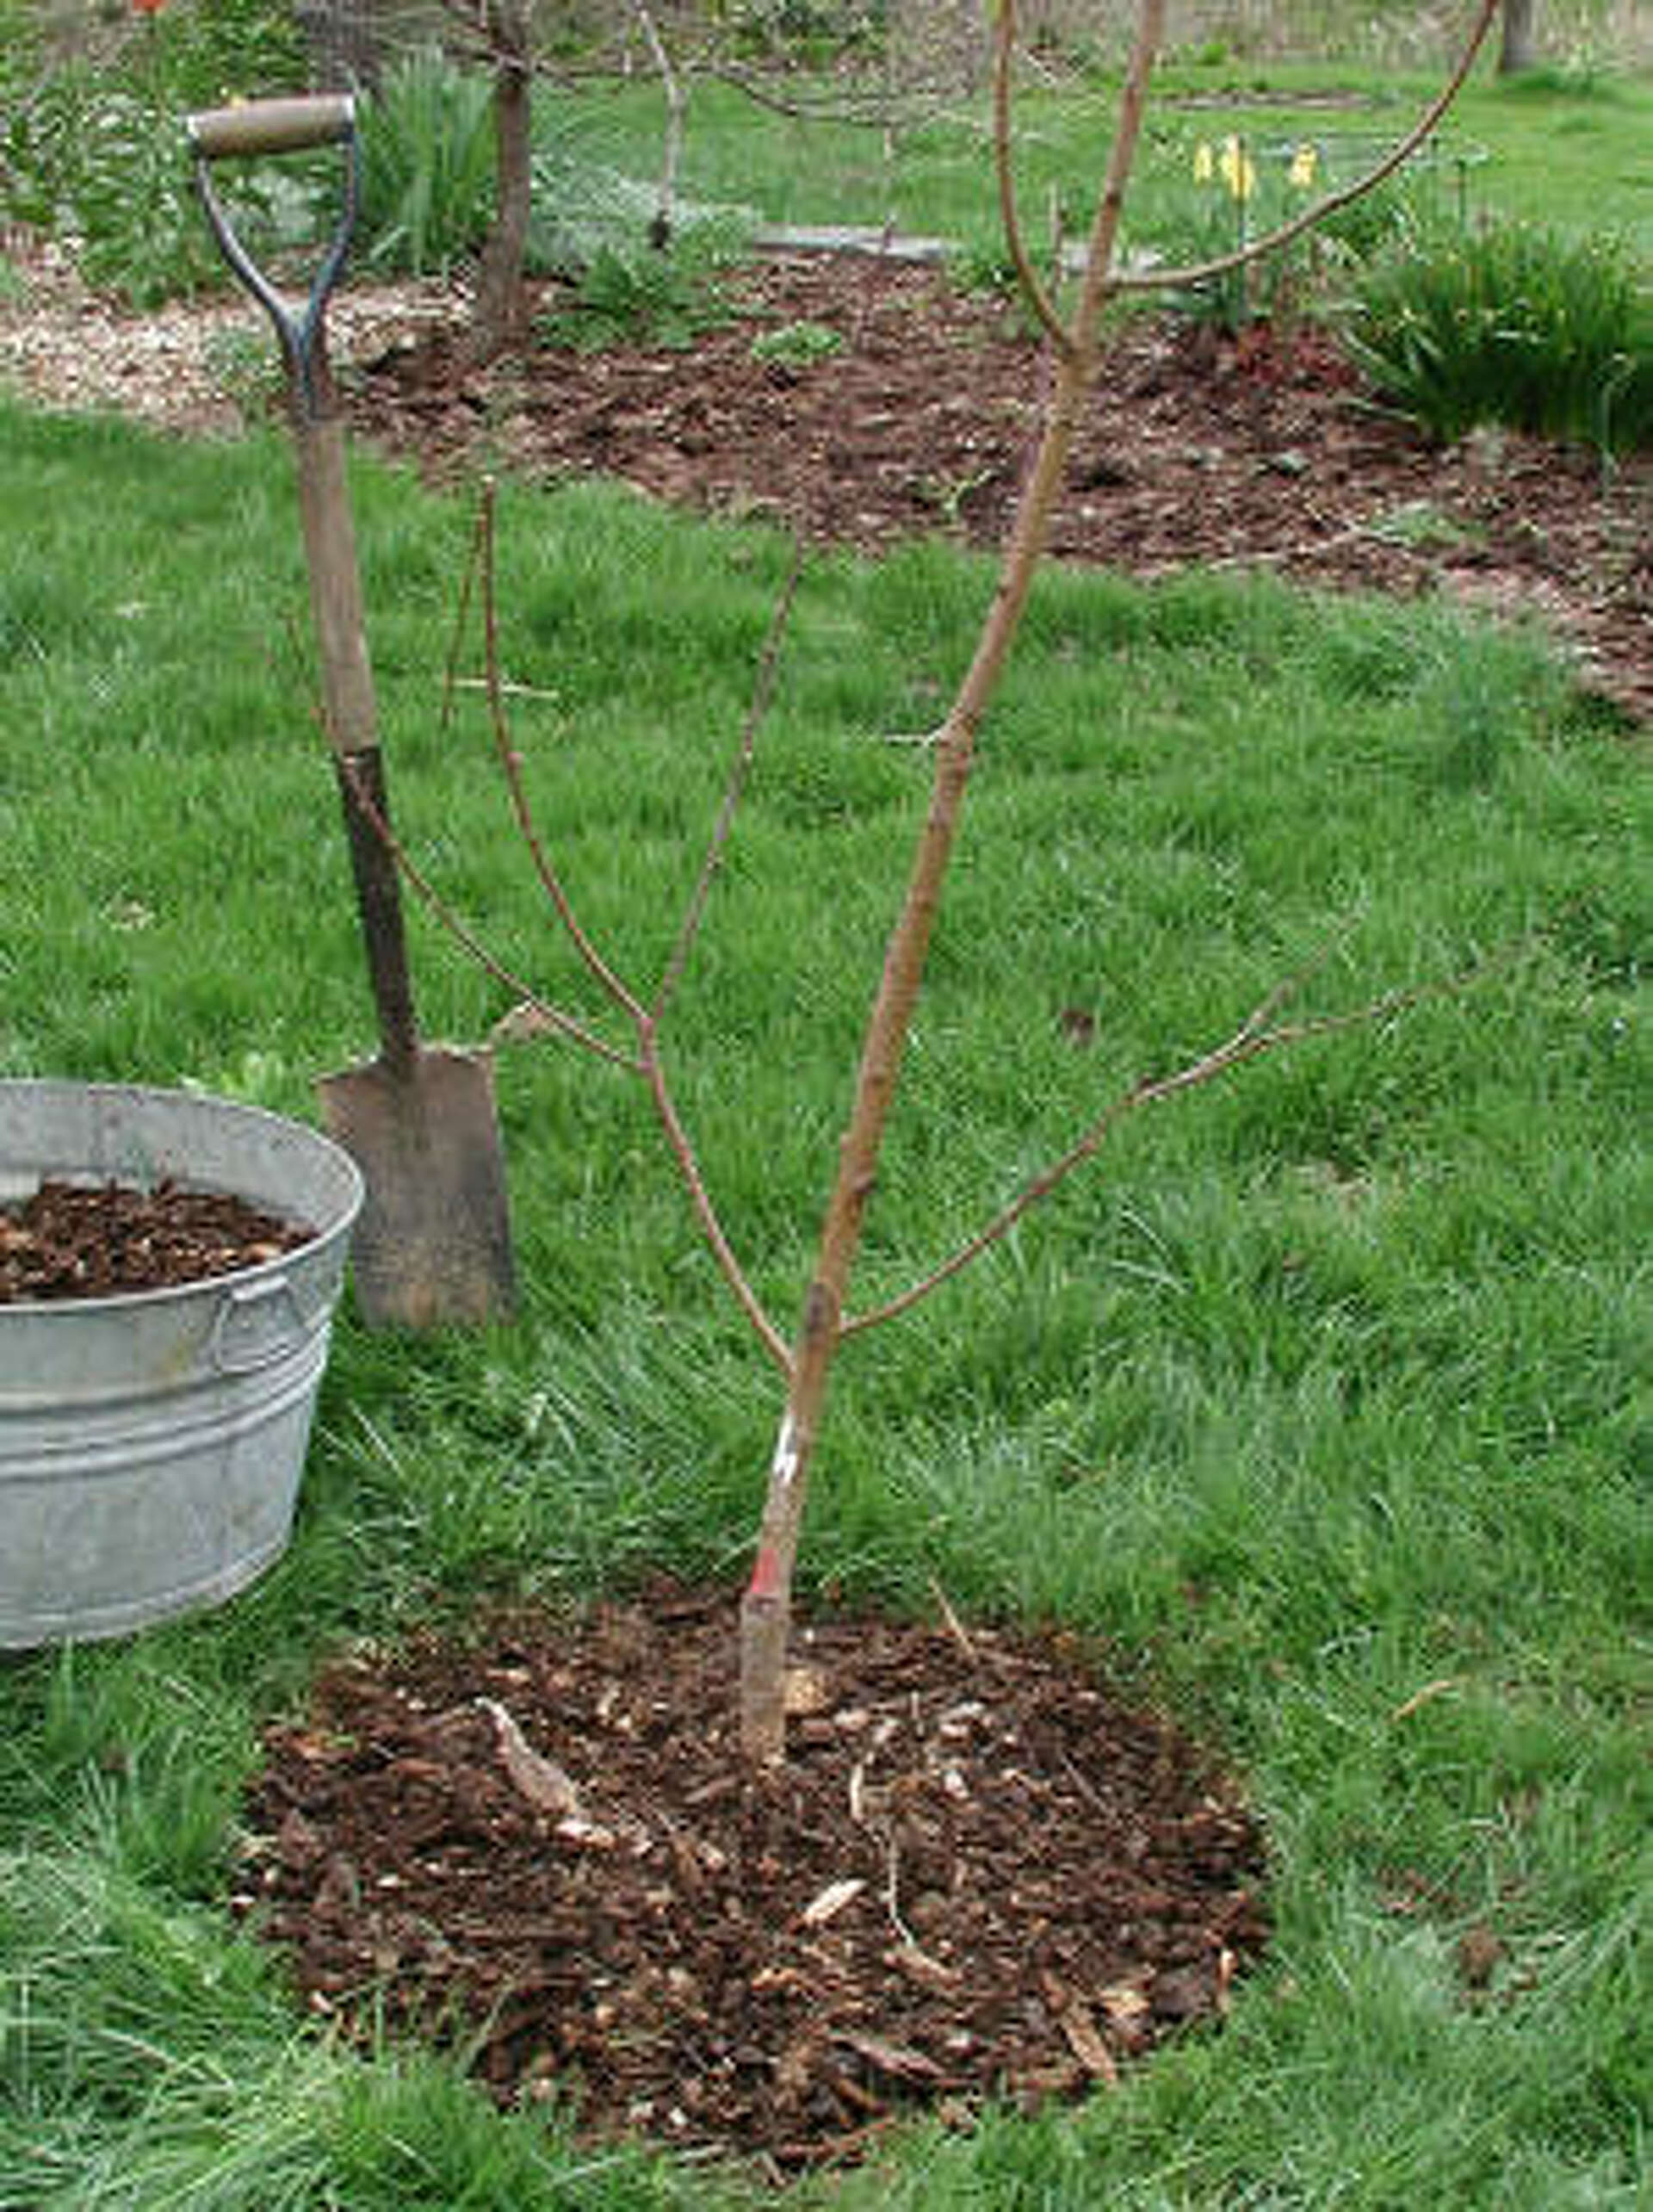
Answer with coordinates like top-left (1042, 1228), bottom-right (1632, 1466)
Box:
top-left (210, 1275), bottom-right (310, 1374)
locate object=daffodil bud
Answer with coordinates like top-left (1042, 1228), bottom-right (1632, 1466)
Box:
top-left (1289, 143), bottom-right (1320, 191)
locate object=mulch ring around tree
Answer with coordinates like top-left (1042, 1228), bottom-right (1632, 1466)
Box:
top-left (0, 1180), bottom-right (315, 1302)
top-left (233, 1586), bottom-right (1270, 2173)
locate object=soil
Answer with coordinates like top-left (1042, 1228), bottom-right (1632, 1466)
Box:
top-left (1, 239), bottom-right (1646, 722)
top-left (235, 1586), bottom-right (1269, 2174)
top-left (0, 1179), bottom-right (314, 1302)
top-left (341, 251), bottom-right (1651, 726)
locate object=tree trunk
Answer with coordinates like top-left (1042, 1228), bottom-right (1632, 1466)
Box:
top-left (461, 0), bottom-right (534, 369)
top-left (738, 0), bottom-right (1169, 1765)
top-left (1498, 0), bottom-right (1538, 71)
top-left (297, 0), bottom-right (381, 91)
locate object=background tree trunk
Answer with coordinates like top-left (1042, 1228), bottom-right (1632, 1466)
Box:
top-left (461, 0), bottom-right (535, 368)
top-left (296, 0), bottom-right (383, 90)
top-left (1498, 0), bottom-right (1538, 71)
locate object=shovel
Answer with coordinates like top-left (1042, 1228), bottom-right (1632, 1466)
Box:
top-left (189, 96), bottom-right (516, 1328)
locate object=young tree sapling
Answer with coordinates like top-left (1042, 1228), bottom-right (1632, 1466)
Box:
top-left (385, 0), bottom-right (1504, 1764)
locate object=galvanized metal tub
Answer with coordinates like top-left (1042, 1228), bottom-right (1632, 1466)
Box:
top-left (0, 1081), bottom-right (363, 1647)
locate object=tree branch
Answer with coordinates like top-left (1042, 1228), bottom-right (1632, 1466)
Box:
top-left (653, 551), bottom-right (803, 1025)
top-left (1112, 0), bottom-right (1500, 298)
top-left (476, 482), bottom-right (647, 1024)
top-left (626, 0), bottom-right (685, 247)
top-left (840, 946), bottom-right (1515, 1337)
top-left (991, 1), bottom-right (1073, 357)
top-left (638, 1023), bottom-right (793, 1372)
top-left (331, 747), bottom-right (635, 1071)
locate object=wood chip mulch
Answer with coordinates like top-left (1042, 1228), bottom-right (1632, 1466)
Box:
top-left (234, 1588), bottom-right (1271, 2172)
top-left (0, 1179), bottom-right (314, 1302)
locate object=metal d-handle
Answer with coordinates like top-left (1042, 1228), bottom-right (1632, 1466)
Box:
top-left (209, 1273), bottom-right (311, 1375)
top-left (188, 95), bottom-right (362, 423)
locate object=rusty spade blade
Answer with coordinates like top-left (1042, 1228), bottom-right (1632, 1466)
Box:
top-left (319, 739), bottom-right (517, 1329)
top-left (190, 96), bottom-right (516, 1326)
top-left (320, 1044), bottom-right (516, 1329)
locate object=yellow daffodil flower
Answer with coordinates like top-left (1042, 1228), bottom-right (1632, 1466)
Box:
top-left (1289, 142), bottom-right (1319, 190)
top-left (1192, 140), bottom-right (1215, 184)
top-left (1218, 136), bottom-right (1256, 201)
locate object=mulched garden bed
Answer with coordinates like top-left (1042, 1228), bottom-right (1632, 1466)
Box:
top-left (0, 1180), bottom-right (314, 1301)
top-left (345, 251), bottom-right (1652, 727)
top-left (235, 1586), bottom-right (1270, 2174)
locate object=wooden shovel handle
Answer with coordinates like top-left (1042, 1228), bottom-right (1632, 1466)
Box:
top-left (295, 413), bottom-right (420, 1068)
top-left (294, 413), bottom-right (376, 760)
top-left (188, 96), bottom-right (354, 161)
top-left (333, 749), bottom-right (419, 1074)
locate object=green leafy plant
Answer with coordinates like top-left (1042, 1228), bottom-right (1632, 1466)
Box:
top-left (1342, 215), bottom-right (1652, 453)
top-left (356, 46), bottom-right (497, 278)
top-left (1142, 133), bottom-right (1330, 331)
top-left (749, 318), bottom-right (845, 365)
top-left (201, 323), bottom-right (281, 423)
top-left (538, 240), bottom-right (736, 353)
top-left (1132, 129), bottom-right (1485, 337)
top-left (526, 112), bottom-right (755, 282)
top-left (0, 0), bottom-right (306, 305)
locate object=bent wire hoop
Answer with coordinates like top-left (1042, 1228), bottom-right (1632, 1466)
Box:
top-left (189, 115), bottom-right (362, 422)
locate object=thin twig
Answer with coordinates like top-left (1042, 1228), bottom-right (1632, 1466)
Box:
top-left (705, 63), bottom-right (952, 132)
top-left (476, 481), bottom-right (645, 1022)
top-left (626, 0), bottom-right (684, 244)
top-left (333, 752), bottom-right (636, 1070)
top-left (638, 1030), bottom-right (792, 1372)
top-left (930, 1578), bottom-right (979, 1663)
top-left (840, 946), bottom-right (1515, 1337)
top-left (1390, 1676), bottom-right (1465, 1722)
top-left (1111, 0), bottom-right (1499, 299)
top-left (449, 675), bottom-right (562, 703)
top-left (883, 1831), bottom-right (917, 1951)
top-left (438, 493), bottom-right (488, 739)
top-left (992, 0), bottom-right (1073, 357)
top-left (653, 550), bottom-right (803, 1023)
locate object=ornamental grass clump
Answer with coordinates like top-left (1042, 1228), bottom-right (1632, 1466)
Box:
top-left (1342, 215), bottom-right (1651, 454)
top-left (355, 46), bottom-right (498, 277)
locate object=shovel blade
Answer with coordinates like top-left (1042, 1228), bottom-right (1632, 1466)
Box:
top-left (319, 1047), bottom-right (516, 1329)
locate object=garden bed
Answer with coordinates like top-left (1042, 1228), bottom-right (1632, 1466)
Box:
top-left (2, 239), bottom-right (1647, 722)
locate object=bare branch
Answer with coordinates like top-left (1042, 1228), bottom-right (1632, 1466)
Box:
top-left (1112, 0), bottom-right (1500, 298)
top-left (626, 0), bottom-right (685, 246)
top-left (332, 750), bottom-right (635, 1070)
top-left (991, 1), bottom-right (1073, 358)
top-left (703, 65), bottom-right (956, 132)
top-left (438, 492), bottom-right (488, 740)
top-left (1066, 0), bottom-right (1169, 353)
top-left (475, 482), bottom-right (646, 1024)
top-left (638, 1024), bottom-right (793, 1372)
top-left (840, 947), bottom-right (1514, 1337)
top-left (654, 551), bottom-right (804, 1024)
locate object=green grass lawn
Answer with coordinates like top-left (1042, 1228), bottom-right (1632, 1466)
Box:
top-left (0, 381), bottom-right (1647, 2205)
top-left (552, 56), bottom-right (1653, 262)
